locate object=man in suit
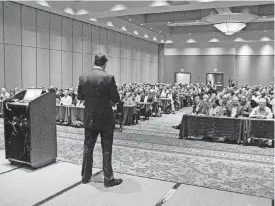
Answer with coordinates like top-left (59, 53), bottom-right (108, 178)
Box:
top-left (78, 53), bottom-right (122, 187)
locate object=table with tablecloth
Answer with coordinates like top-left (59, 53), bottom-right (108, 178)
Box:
top-left (56, 105), bottom-right (83, 124)
top-left (179, 114), bottom-right (274, 144)
top-left (122, 105), bottom-right (137, 125)
top-left (137, 102), bottom-right (152, 113)
top-left (160, 98), bottom-right (171, 111)
top-left (56, 105), bottom-right (137, 126)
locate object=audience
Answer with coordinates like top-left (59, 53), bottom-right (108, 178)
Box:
top-left (2, 81), bottom-right (274, 120)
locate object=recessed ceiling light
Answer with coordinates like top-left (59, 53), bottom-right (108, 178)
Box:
top-left (129, 19), bottom-right (132, 21)
top-left (150, 28), bottom-right (153, 29)
top-left (188, 33), bottom-right (191, 35)
top-left (140, 23), bottom-right (143, 25)
top-left (89, 18), bottom-right (97, 22)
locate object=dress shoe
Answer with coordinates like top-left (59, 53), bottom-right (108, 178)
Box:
top-left (104, 178), bottom-right (122, 188)
top-left (82, 177), bottom-right (91, 184)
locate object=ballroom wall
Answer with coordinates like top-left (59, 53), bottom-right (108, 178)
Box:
top-left (0, 1), bottom-right (158, 91)
top-left (162, 31), bottom-right (274, 86)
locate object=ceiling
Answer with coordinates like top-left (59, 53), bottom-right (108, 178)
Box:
top-left (17, 1), bottom-right (274, 40)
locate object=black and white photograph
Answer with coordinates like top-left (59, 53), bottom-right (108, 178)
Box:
top-left (0, 0), bottom-right (274, 205)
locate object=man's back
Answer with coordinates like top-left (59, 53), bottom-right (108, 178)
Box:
top-left (78, 68), bottom-right (119, 130)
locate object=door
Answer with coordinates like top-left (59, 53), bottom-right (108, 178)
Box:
top-left (175, 72), bottom-right (191, 85)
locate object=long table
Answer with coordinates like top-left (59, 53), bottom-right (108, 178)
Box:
top-left (56, 105), bottom-right (137, 126)
top-left (179, 115), bottom-right (274, 144)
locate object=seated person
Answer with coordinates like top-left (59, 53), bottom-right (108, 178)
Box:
top-left (249, 98), bottom-right (273, 119)
top-left (166, 89), bottom-right (176, 114)
top-left (60, 89), bottom-right (72, 106)
top-left (240, 95), bottom-right (252, 117)
top-left (0, 88), bottom-right (10, 101)
top-left (126, 94), bottom-right (140, 124)
top-left (208, 99), bottom-right (223, 116)
top-left (193, 95), bottom-right (209, 115)
top-left (139, 91), bottom-right (153, 119)
top-left (247, 94), bottom-right (258, 108)
top-left (226, 96), bottom-right (243, 118)
top-left (76, 100), bottom-right (85, 107)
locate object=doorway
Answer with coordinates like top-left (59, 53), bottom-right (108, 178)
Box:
top-left (206, 72), bottom-right (224, 92)
top-left (174, 72), bottom-right (191, 85)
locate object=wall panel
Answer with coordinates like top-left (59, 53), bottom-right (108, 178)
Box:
top-left (0, 2), bottom-right (3, 43)
top-left (22, 46), bottom-right (36, 88)
top-left (100, 27), bottom-right (108, 54)
top-left (5, 45), bottom-right (21, 90)
top-left (235, 55), bottom-right (274, 85)
top-left (106, 56), bottom-right (114, 75)
top-left (50, 14), bottom-right (61, 50)
top-left (83, 23), bottom-right (91, 54)
top-left (0, 44), bottom-right (4, 89)
top-left (21, 6), bottom-right (36, 47)
top-left (83, 54), bottom-right (92, 74)
top-left (136, 60), bottom-right (142, 83)
top-left (114, 57), bottom-right (121, 84)
top-left (62, 51), bottom-right (73, 88)
top-left (114, 32), bottom-right (121, 58)
top-left (73, 20), bottom-right (82, 53)
top-left (50, 50), bottom-right (61, 88)
top-left (4, 2), bottom-right (21, 45)
top-left (91, 25), bottom-right (99, 54)
top-left (126, 58), bottom-right (132, 84)
top-left (141, 61), bottom-right (146, 83)
top-left (120, 34), bottom-right (127, 58)
top-left (131, 60), bottom-right (137, 83)
top-left (37, 48), bottom-right (49, 88)
top-left (73, 52), bottom-right (83, 86)
top-left (62, 17), bottom-right (72, 52)
top-left (37, 10), bottom-right (49, 49)
top-left (120, 58), bottom-right (127, 84)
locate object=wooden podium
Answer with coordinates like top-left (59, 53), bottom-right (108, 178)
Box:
top-left (3, 90), bottom-right (57, 169)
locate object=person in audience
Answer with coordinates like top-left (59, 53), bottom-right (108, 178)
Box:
top-left (14, 87), bottom-right (20, 94)
top-left (126, 94), bottom-right (140, 124)
top-left (193, 95), bottom-right (209, 115)
top-left (226, 96), bottom-right (243, 118)
top-left (160, 88), bottom-right (168, 98)
top-left (0, 88), bottom-right (10, 100)
top-left (240, 95), bottom-right (252, 117)
top-left (247, 94), bottom-right (258, 108)
top-left (208, 99), bottom-right (223, 116)
top-left (166, 89), bottom-right (175, 114)
top-left (60, 89), bottom-right (72, 106)
top-left (249, 98), bottom-right (273, 119)
top-left (10, 90), bottom-right (15, 96)
top-left (69, 87), bottom-right (77, 105)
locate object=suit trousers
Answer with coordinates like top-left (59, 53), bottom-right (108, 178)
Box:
top-left (81, 128), bottom-right (114, 181)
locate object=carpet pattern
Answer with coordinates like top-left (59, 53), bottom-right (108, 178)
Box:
top-left (0, 108), bottom-right (274, 199)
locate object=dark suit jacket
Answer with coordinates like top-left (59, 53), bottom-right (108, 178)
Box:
top-left (226, 104), bottom-right (243, 117)
top-left (77, 67), bottom-right (120, 130)
top-left (193, 101), bottom-right (209, 114)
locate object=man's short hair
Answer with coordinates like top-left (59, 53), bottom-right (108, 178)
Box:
top-left (94, 53), bottom-right (108, 67)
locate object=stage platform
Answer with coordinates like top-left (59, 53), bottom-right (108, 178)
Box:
top-left (0, 150), bottom-right (272, 206)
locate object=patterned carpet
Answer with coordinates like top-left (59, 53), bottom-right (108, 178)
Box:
top-left (0, 108), bottom-right (274, 199)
